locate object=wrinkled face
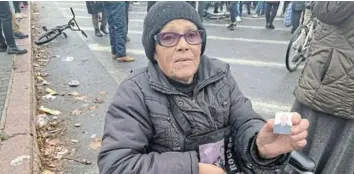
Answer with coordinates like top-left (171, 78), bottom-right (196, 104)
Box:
top-left (154, 19), bottom-right (203, 84)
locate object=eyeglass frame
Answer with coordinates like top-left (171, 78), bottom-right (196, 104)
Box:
top-left (153, 30), bottom-right (206, 48)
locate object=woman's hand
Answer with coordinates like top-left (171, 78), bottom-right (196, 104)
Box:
top-left (198, 163), bottom-right (226, 174)
top-left (256, 112), bottom-right (309, 159)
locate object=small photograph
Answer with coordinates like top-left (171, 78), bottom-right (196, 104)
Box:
top-left (273, 112), bottom-right (293, 135)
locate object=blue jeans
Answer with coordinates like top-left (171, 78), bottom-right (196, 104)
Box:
top-left (291, 9), bottom-right (302, 32)
top-left (255, 1), bottom-right (265, 15)
top-left (230, 2), bottom-right (239, 22)
top-left (103, 1), bottom-right (128, 57)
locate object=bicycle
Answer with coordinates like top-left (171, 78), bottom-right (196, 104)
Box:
top-left (34, 7), bottom-right (87, 45)
top-left (285, 16), bottom-right (318, 72)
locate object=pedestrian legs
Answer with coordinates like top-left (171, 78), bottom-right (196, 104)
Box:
top-left (227, 2), bottom-right (239, 30)
top-left (103, 1), bottom-right (134, 62)
top-left (0, 1), bottom-right (27, 54)
top-left (291, 10), bottom-right (302, 33)
top-left (125, 1), bottom-right (130, 42)
top-left (92, 13), bottom-right (103, 37)
top-left (265, 2), bottom-right (279, 29)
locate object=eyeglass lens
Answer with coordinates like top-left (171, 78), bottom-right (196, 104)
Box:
top-left (158, 30), bottom-right (203, 47)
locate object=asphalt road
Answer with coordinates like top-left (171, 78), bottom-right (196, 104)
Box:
top-left (36, 1), bottom-right (301, 173)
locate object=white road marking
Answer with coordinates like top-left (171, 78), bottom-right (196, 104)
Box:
top-left (88, 43), bottom-right (287, 68)
top-left (59, 7), bottom-right (289, 31)
top-left (55, 3), bottom-right (294, 117)
top-left (78, 26), bottom-right (288, 45)
top-left (55, 2), bottom-right (283, 21)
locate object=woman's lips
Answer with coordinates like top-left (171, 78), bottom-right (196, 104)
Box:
top-left (175, 58), bottom-right (192, 62)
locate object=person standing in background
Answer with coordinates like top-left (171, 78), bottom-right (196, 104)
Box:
top-left (0, 1), bottom-right (27, 54)
top-left (85, 1), bottom-right (108, 37)
top-left (265, 1), bottom-right (280, 29)
top-left (292, 1), bottom-right (354, 173)
top-left (9, 0), bottom-right (28, 39)
top-left (291, 1), bottom-right (305, 33)
top-left (252, 1), bottom-right (265, 18)
top-left (103, 1), bottom-right (135, 62)
top-left (227, 1), bottom-right (240, 30)
top-left (12, 1), bottom-right (27, 19)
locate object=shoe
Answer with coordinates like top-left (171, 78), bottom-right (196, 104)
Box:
top-left (0, 44), bottom-right (7, 52)
top-left (291, 28), bottom-right (296, 34)
top-left (15, 13), bottom-right (23, 19)
top-left (252, 14), bottom-right (259, 18)
top-left (126, 36), bottom-right (130, 42)
top-left (265, 23), bottom-right (270, 29)
top-left (100, 26), bottom-right (108, 34)
top-left (112, 54), bottom-right (118, 60)
top-left (268, 24), bottom-right (275, 29)
top-left (227, 22), bottom-right (236, 31)
top-left (236, 16), bottom-right (242, 22)
top-left (14, 32), bottom-right (29, 39)
top-left (95, 29), bottom-right (103, 37)
top-left (117, 56), bottom-right (135, 62)
top-left (7, 46), bottom-right (27, 55)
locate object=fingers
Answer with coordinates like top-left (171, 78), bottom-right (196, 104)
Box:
top-left (292, 119), bottom-right (309, 135)
top-left (293, 139), bottom-right (307, 149)
top-left (263, 119), bottom-right (275, 133)
top-left (291, 130), bottom-right (308, 141)
top-left (291, 112), bottom-right (302, 125)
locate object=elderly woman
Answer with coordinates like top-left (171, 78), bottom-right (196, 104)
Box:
top-left (292, 1), bottom-right (354, 174)
top-left (98, 2), bottom-right (309, 174)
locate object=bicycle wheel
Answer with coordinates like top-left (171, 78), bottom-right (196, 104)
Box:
top-left (34, 29), bottom-right (61, 45)
top-left (285, 25), bottom-right (309, 72)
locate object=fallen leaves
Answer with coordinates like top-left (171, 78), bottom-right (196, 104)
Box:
top-left (46, 138), bottom-right (60, 146)
top-left (70, 109), bottom-right (82, 116)
top-left (75, 95), bottom-right (88, 102)
top-left (39, 106), bottom-right (61, 116)
top-left (68, 91), bottom-right (79, 96)
top-left (45, 88), bottom-right (57, 95)
top-left (88, 105), bottom-right (98, 111)
top-left (90, 137), bottom-right (102, 150)
top-left (93, 97), bottom-right (104, 103)
top-left (42, 170), bottom-right (54, 174)
top-left (0, 130), bottom-right (7, 141)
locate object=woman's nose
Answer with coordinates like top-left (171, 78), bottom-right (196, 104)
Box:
top-left (176, 36), bottom-right (189, 51)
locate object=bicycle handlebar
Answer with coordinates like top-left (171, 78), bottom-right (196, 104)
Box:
top-left (67, 7), bottom-right (87, 38)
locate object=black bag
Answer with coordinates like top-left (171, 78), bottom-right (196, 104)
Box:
top-left (224, 136), bottom-right (244, 174)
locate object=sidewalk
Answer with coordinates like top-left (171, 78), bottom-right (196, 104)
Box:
top-left (0, 4), bottom-right (40, 174)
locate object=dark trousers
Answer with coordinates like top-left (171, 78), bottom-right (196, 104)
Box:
top-left (12, 1), bottom-right (21, 13)
top-left (91, 13), bottom-right (107, 30)
top-left (291, 10), bottom-right (302, 32)
top-left (0, 2), bottom-right (16, 46)
top-left (283, 1), bottom-right (291, 14)
top-left (103, 1), bottom-right (127, 57)
top-left (265, 2), bottom-right (279, 25)
top-left (230, 2), bottom-right (239, 23)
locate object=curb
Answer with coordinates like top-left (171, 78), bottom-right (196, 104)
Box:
top-left (0, 3), bottom-right (41, 174)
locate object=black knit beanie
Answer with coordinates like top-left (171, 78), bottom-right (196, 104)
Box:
top-left (142, 1), bottom-right (207, 63)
